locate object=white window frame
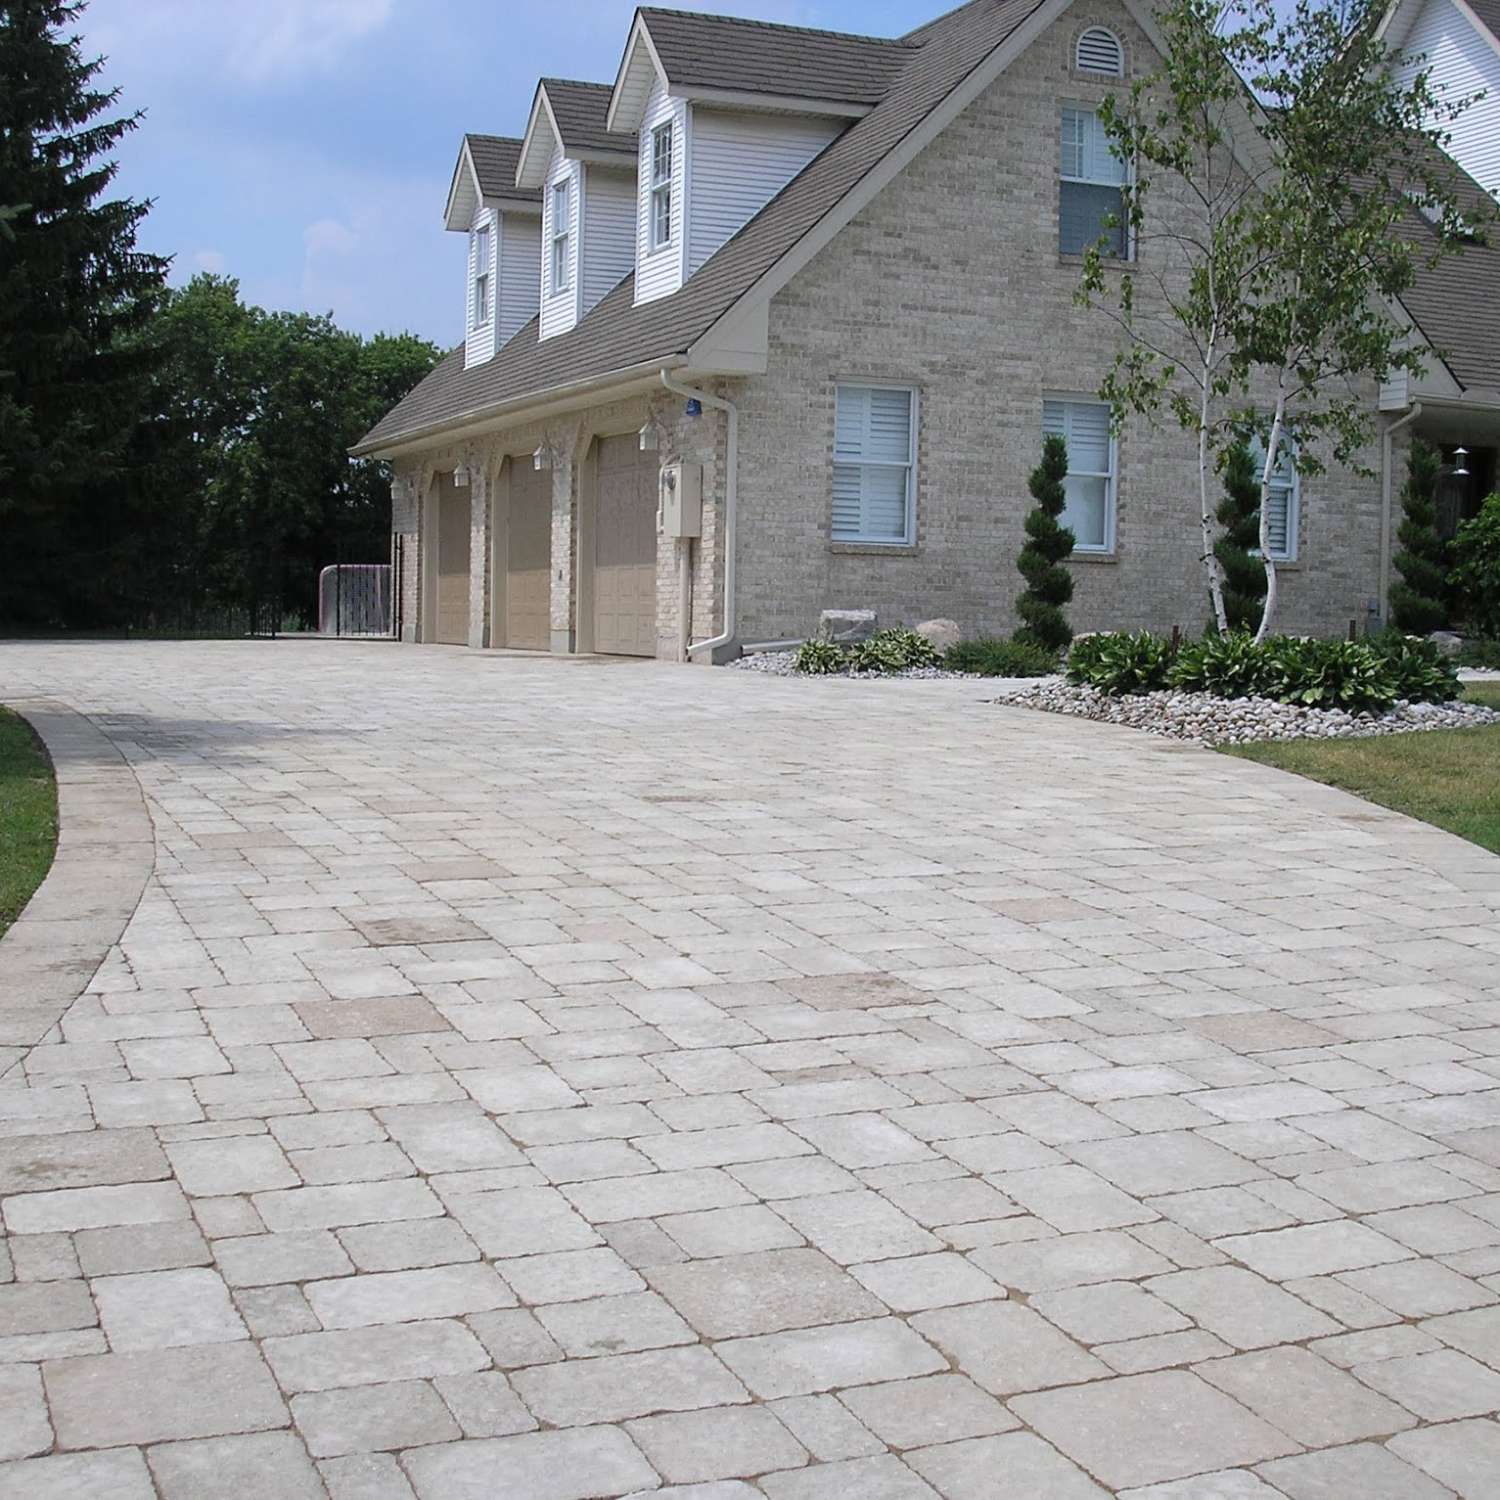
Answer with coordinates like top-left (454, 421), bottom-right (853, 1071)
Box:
top-left (1042, 396), bottom-right (1117, 554)
top-left (471, 224), bottom-right (491, 329)
top-left (549, 179), bottom-right (571, 296)
top-left (649, 122), bottom-right (673, 252)
top-left (1059, 105), bottom-right (1132, 260)
top-left (1248, 433), bottom-right (1300, 562)
top-left (831, 381), bottom-right (918, 547)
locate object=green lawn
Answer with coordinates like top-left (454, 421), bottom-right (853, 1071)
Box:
top-left (0, 707), bottom-right (58, 936)
top-left (1224, 683), bottom-right (1500, 854)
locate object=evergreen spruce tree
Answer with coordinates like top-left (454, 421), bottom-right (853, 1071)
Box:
top-left (1389, 439), bottom-right (1448, 633)
top-left (1, 0), bottom-right (169, 624)
top-left (1014, 434), bottom-right (1075, 651)
top-left (1214, 442), bottom-right (1267, 631)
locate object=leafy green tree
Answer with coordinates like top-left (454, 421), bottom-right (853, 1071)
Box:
top-left (1389, 439), bottom-right (1448, 632)
top-left (1215, 442), bottom-right (1266, 631)
top-left (143, 275), bottom-right (440, 625)
top-left (1081, 0), bottom-right (1492, 642)
top-left (1451, 493), bottom-right (1500, 638)
top-left (1, 0), bottom-right (170, 624)
top-left (1014, 434), bottom-right (1075, 651)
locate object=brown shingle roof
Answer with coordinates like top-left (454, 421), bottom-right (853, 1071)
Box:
top-left (1396, 151), bottom-right (1500, 393)
top-left (540, 78), bottom-right (636, 158)
top-left (637, 7), bottom-right (920, 105)
top-left (1466, 0), bottom-right (1500, 45)
top-left (463, 135), bottom-right (537, 202)
top-left (357, 0), bottom-right (1046, 455)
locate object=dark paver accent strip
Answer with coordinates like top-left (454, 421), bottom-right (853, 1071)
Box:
top-left (0, 699), bottom-right (154, 1055)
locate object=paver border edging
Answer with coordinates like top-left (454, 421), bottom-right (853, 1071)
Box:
top-left (0, 698), bottom-right (154, 1056)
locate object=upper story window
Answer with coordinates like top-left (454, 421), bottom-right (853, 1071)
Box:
top-left (1060, 106), bottom-right (1129, 258)
top-left (832, 383), bottom-right (917, 546)
top-left (471, 224), bottom-right (491, 328)
top-left (1249, 434), bottom-right (1300, 561)
top-left (1042, 398), bottom-right (1115, 552)
top-left (1076, 26), bottom-right (1124, 76)
top-left (550, 180), bottom-right (571, 295)
top-left (650, 123), bottom-right (673, 251)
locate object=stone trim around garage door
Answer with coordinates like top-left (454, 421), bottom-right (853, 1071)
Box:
top-left (0, 699), bottom-right (154, 1059)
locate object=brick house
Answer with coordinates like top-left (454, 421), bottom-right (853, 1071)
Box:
top-left (354, 0), bottom-right (1500, 659)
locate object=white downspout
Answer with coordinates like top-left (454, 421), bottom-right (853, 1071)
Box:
top-left (1380, 401), bottom-right (1422, 627)
top-left (660, 369), bottom-right (737, 660)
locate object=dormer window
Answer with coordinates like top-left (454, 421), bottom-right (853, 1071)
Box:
top-left (550, 180), bottom-right (571, 294)
top-left (471, 224), bottom-right (491, 328)
top-left (650, 122), bottom-right (673, 250)
top-left (1076, 26), bottom-right (1124, 76)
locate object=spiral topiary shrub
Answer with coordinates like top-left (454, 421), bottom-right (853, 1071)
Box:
top-left (1214, 444), bottom-right (1268, 632)
top-left (1390, 439), bottom-right (1449, 633)
top-left (1014, 434), bottom-right (1076, 651)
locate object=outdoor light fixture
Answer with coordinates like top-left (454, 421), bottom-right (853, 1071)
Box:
top-left (532, 444), bottom-right (552, 471)
top-left (1454, 446), bottom-right (1470, 477)
top-left (637, 420), bottom-right (659, 452)
top-left (452, 464), bottom-right (471, 486)
top-left (684, 398), bottom-right (703, 418)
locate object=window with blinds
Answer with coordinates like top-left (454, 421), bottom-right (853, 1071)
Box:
top-left (1248, 435), bottom-right (1299, 561)
top-left (1076, 27), bottom-right (1124, 76)
top-left (1042, 398), bottom-right (1115, 551)
top-left (1060, 107), bottom-right (1128, 257)
top-left (832, 384), bottom-right (916, 545)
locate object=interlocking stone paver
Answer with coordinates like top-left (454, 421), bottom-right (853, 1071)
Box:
top-left (1012, 1370), bottom-right (1300, 1488)
top-left (43, 1341), bottom-right (287, 1448)
top-left (7, 639), bottom-right (1500, 1491)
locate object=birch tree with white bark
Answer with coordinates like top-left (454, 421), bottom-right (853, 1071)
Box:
top-left (1078, 0), bottom-right (1489, 640)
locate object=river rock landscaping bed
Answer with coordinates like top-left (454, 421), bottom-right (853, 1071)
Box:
top-left (1001, 680), bottom-right (1500, 745)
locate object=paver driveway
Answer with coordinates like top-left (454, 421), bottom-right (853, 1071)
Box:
top-left (2, 639), bottom-right (1500, 1499)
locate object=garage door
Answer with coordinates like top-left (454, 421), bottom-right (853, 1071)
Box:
top-left (434, 474), bottom-right (470, 645)
top-left (593, 434), bottom-right (657, 656)
top-left (505, 460), bottom-right (550, 650)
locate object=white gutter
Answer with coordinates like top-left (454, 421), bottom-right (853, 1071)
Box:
top-left (1380, 402), bottom-right (1422, 625)
top-left (659, 369), bottom-right (738, 660)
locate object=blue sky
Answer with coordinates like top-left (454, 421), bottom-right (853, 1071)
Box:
top-left (84, 0), bottom-right (954, 348)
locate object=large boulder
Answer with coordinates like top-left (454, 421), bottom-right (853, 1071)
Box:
top-left (1428, 630), bottom-right (1464, 659)
top-left (818, 609), bottom-right (878, 643)
top-left (914, 618), bottom-right (962, 653)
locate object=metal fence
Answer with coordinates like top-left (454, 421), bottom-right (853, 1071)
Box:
top-left (318, 563), bottom-right (394, 637)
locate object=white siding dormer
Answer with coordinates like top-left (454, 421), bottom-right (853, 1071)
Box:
top-left (464, 210), bottom-right (496, 369)
top-left (540, 151), bottom-right (581, 340)
top-left (686, 109), bottom-right (841, 277)
top-left (496, 210), bottom-right (541, 347)
top-left (1392, 0), bottom-right (1500, 196)
top-left (634, 77), bottom-right (689, 304)
top-left (582, 167), bottom-right (636, 312)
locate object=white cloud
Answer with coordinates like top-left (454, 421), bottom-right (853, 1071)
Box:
top-left (191, 248), bottom-right (227, 274)
top-left (91, 0), bottom-right (395, 88)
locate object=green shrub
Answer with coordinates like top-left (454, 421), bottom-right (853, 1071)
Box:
top-left (1215, 445), bottom-right (1267, 632)
top-left (1014, 434), bottom-right (1076, 651)
top-left (1452, 493), bottom-right (1500, 639)
top-left (1066, 631), bottom-right (1176, 695)
top-left (1367, 630), bottom-right (1460, 703)
top-left (1257, 637), bottom-right (1397, 713)
top-left (793, 639), bottom-right (848, 675)
top-left (1169, 631), bottom-right (1268, 698)
top-left (943, 637), bottom-right (1057, 677)
top-left (1390, 439), bottom-right (1449, 633)
top-left (848, 628), bottom-right (939, 674)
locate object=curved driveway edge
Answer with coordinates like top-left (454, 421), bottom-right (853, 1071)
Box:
top-left (0, 699), bottom-right (153, 1057)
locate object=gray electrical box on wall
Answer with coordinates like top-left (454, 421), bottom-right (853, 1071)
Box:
top-left (659, 461), bottom-right (702, 538)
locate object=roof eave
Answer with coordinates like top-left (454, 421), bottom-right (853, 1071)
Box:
top-left (679, 86), bottom-right (873, 118)
top-left (607, 15), bottom-right (669, 134)
top-left (351, 353), bottom-right (690, 461)
top-left (516, 87), bottom-right (563, 189)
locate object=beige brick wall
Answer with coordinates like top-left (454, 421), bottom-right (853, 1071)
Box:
top-left (731, 1), bottom-right (1386, 645)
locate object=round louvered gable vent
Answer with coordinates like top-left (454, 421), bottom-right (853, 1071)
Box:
top-left (1076, 26), bottom-right (1124, 75)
